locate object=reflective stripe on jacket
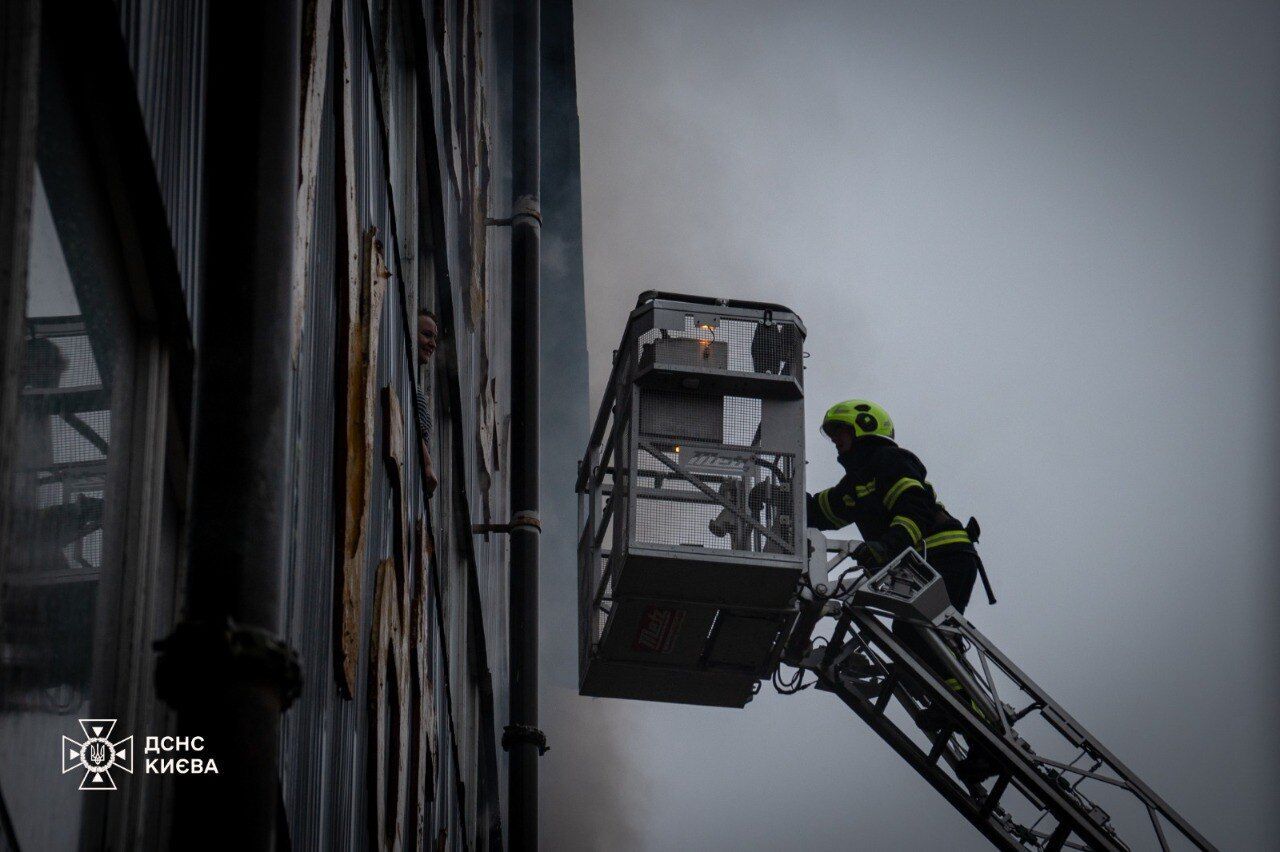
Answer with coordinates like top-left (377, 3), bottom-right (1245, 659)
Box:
top-left (806, 438), bottom-right (975, 557)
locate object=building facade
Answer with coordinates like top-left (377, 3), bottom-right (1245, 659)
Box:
top-left (0, 0), bottom-right (583, 848)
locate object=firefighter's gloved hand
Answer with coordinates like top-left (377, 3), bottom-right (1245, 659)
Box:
top-left (710, 480), bottom-right (746, 538)
top-left (76, 494), bottom-right (104, 529)
top-left (853, 540), bottom-right (890, 569)
top-left (708, 513), bottom-right (731, 537)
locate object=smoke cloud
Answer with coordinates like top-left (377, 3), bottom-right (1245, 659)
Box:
top-left (569, 0), bottom-right (1280, 849)
top-left (540, 1), bottom-right (645, 843)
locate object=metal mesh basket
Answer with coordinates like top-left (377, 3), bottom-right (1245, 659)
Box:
top-left (636, 314), bottom-right (803, 383)
top-left (638, 390), bottom-right (763, 448)
top-left (579, 294), bottom-right (807, 706)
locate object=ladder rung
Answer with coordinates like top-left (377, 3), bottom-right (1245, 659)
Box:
top-left (927, 731), bottom-right (951, 764)
top-left (978, 774), bottom-right (1010, 819)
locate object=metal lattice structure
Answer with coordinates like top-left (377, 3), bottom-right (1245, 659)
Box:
top-left (2, 317), bottom-right (108, 715)
top-left (577, 292), bottom-right (807, 707)
top-left (786, 535), bottom-right (1217, 852)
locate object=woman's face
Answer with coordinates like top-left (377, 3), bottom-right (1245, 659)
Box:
top-left (418, 313), bottom-right (438, 362)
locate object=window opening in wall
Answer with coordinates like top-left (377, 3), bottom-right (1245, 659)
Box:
top-left (0, 167), bottom-right (138, 849)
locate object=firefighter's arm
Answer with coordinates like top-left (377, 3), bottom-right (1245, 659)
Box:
top-left (807, 479), bottom-right (856, 531)
top-left (876, 453), bottom-right (933, 556)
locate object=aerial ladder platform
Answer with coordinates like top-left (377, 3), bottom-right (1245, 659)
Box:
top-left (577, 292), bottom-right (1215, 850)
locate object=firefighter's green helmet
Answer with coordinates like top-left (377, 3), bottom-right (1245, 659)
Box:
top-left (822, 399), bottom-right (895, 441)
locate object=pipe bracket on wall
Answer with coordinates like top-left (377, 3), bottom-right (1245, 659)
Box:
top-left (512, 193), bottom-right (543, 227)
top-left (472, 510), bottom-right (542, 536)
top-left (501, 724), bottom-right (549, 756)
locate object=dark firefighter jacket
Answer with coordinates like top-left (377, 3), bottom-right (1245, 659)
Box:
top-left (806, 438), bottom-right (976, 558)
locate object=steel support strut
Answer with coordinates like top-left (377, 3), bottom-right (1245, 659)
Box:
top-left (786, 542), bottom-right (1217, 852)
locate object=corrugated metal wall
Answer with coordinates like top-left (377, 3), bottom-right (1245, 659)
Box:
top-left (116, 0), bottom-right (207, 328)
top-left (276, 0), bottom-right (511, 847)
top-left (110, 0), bottom-right (519, 848)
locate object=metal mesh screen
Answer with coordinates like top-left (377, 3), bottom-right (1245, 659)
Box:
top-left (594, 555), bottom-right (613, 647)
top-left (2, 311), bottom-right (119, 731)
top-left (19, 325), bottom-right (111, 576)
top-left (35, 333), bottom-right (101, 388)
top-left (636, 314), bottom-right (803, 382)
top-left (579, 520), bottom-right (614, 661)
top-left (632, 443), bottom-right (796, 555)
top-left (639, 390), bottom-right (762, 447)
top-left (592, 522), bottom-right (615, 650)
top-left (632, 388), bottom-right (796, 555)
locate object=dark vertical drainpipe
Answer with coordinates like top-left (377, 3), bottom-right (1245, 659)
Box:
top-left (160, 2), bottom-right (300, 849)
top-left (507, 0), bottom-right (542, 847)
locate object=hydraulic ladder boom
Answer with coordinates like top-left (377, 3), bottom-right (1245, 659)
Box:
top-left (781, 533), bottom-right (1217, 852)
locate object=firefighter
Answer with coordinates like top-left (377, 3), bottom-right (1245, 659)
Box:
top-left (808, 399), bottom-right (997, 783)
top-left (807, 399), bottom-right (983, 610)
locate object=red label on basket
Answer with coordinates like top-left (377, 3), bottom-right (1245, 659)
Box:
top-left (632, 605), bottom-right (686, 654)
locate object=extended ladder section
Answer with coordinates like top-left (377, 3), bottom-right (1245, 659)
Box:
top-left (786, 535), bottom-right (1216, 852)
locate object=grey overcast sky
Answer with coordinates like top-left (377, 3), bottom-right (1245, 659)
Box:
top-left (544, 1), bottom-right (1280, 848)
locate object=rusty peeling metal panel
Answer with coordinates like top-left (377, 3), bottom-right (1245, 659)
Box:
top-left (467, 7), bottom-right (490, 332)
top-left (433, 0), bottom-right (463, 209)
top-left (334, 0), bottom-right (361, 698)
top-left (374, 0), bottom-right (392, 141)
top-left (382, 389), bottom-right (442, 842)
top-left (371, 385), bottom-right (433, 852)
top-left (384, 384), bottom-right (407, 571)
top-left (468, 161), bottom-right (488, 332)
top-left (290, 0), bottom-right (334, 365)
top-left (412, 515), bottom-right (439, 835)
top-left (369, 555), bottom-right (409, 851)
top-left (278, 0), bottom-right (521, 844)
top-left (337, 224), bottom-right (387, 697)
top-left (277, 36), bottom-right (342, 842)
top-left (475, 345), bottom-right (496, 526)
